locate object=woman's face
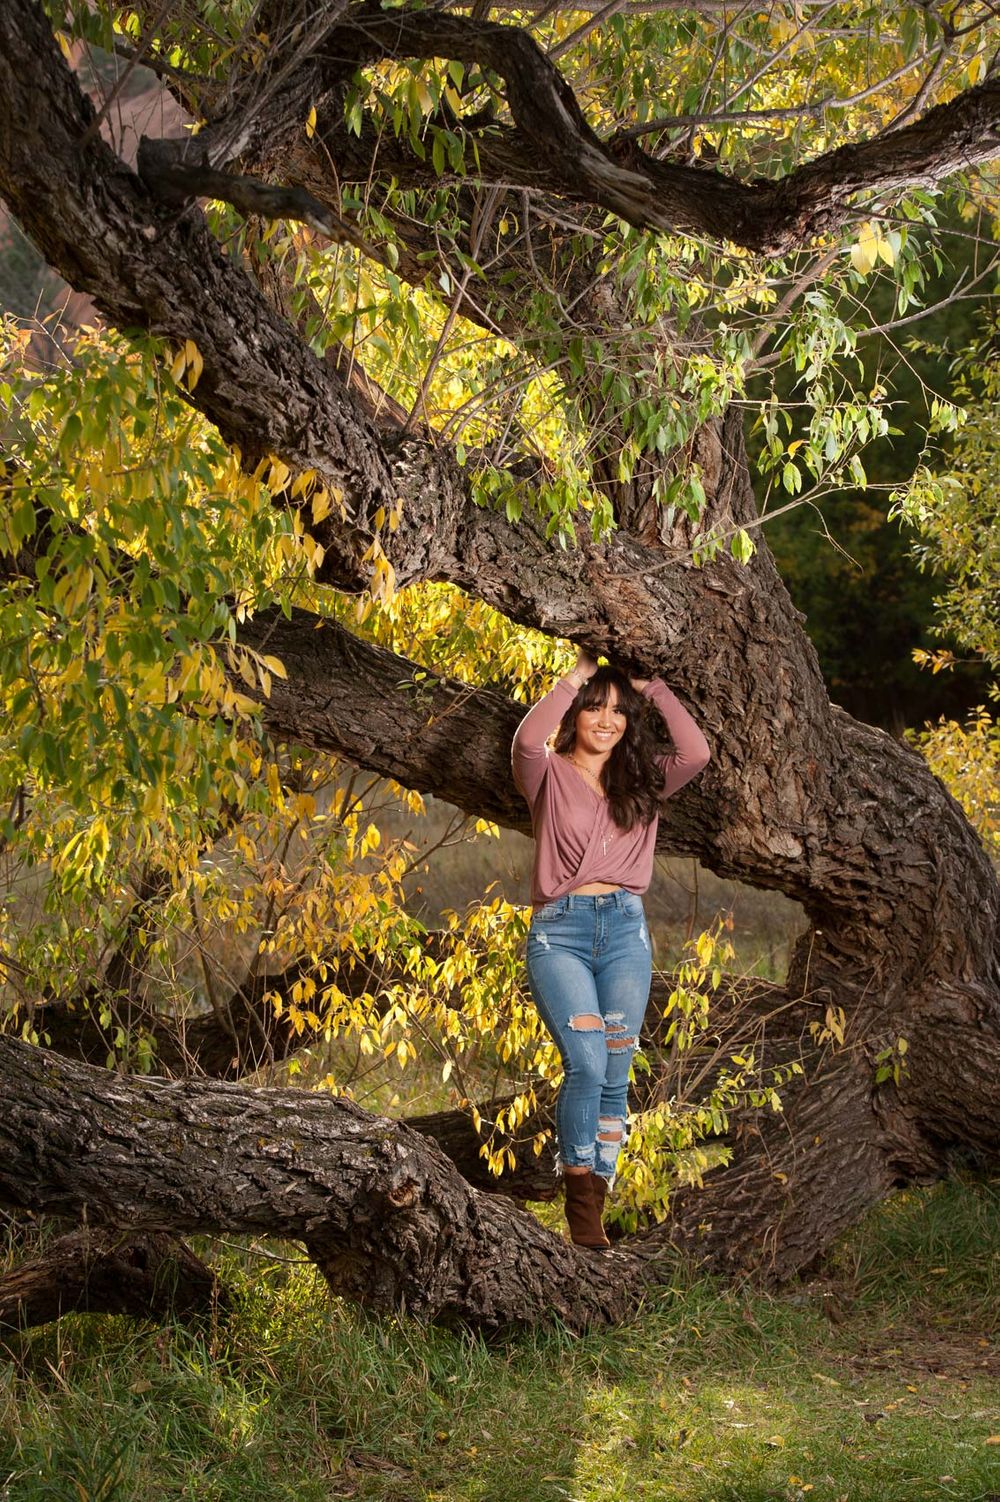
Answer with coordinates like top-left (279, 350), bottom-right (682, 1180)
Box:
top-left (574, 687), bottom-right (627, 758)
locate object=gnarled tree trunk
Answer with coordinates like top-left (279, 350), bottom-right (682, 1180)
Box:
top-left (0, 0), bottom-right (998, 1326)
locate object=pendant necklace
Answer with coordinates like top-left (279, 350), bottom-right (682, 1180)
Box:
top-left (569, 755), bottom-right (615, 856)
top-left (569, 755), bottom-right (604, 796)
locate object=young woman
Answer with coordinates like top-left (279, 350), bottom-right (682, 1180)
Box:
top-left (511, 651), bottom-right (710, 1250)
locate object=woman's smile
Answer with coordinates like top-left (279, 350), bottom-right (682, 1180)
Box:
top-left (575, 697), bottom-right (626, 755)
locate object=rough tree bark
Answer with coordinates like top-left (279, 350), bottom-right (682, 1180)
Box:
top-left (0, 1230), bottom-right (221, 1336)
top-left (0, 0), bottom-right (999, 1323)
top-left (0, 1034), bottom-right (653, 1333)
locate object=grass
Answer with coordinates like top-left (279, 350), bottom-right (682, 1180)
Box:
top-left (1, 1177), bottom-right (998, 1502)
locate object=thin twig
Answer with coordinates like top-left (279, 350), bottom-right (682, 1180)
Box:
top-left (547, 0), bottom-right (626, 61)
top-left (78, 0), bottom-right (176, 148)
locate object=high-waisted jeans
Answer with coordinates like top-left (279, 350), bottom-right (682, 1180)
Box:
top-left (525, 889), bottom-right (652, 1183)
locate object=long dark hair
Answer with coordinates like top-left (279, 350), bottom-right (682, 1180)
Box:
top-left (553, 667), bottom-right (670, 831)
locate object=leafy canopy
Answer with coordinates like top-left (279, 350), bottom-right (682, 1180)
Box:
top-left (2, 0), bottom-right (998, 1215)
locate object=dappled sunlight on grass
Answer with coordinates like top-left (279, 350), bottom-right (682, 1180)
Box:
top-left (1, 1181), bottom-right (998, 1500)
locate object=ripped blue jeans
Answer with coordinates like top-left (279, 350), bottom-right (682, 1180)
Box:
top-left (525, 889), bottom-right (652, 1183)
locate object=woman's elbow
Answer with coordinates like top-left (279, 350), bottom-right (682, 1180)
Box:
top-left (683, 734), bottom-right (710, 775)
top-left (511, 734), bottom-right (534, 768)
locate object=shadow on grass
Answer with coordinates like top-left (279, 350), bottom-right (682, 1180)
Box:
top-left (1, 1178), bottom-right (999, 1501)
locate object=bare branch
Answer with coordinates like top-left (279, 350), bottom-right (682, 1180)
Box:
top-left (136, 136), bottom-right (381, 258)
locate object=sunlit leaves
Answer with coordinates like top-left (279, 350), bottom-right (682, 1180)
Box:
top-left (0, 322), bottom-right (304, 863)
top-left (910, 708), bottom-right (1000, 854)
top-left (611, 917), bottom-right (803, 1232)
top-left (891, 331), bottom-right (999, 852)
top-left (851, 222), bottom-right (899, 276)
top-left (889, 337), bottom-right (1000, 677)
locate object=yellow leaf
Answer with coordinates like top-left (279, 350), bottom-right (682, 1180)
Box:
top-left (851, 221), bottom-right (878, 276)
top-left (184, 338), bottom-right (204, 388)
top-left (262, 654), bottom-right (287, 680)
top-left (267, 456), bottom-right (290, 491)
top-left (306, 104), bottom-right (317, 139)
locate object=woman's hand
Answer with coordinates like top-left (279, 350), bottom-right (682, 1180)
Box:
top-left (629, 675), bottom-right (650, 692)
top-left (565, 649), bottom-right (599, 692)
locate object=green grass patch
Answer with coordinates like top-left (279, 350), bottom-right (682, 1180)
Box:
top-left (2, 1179), bottom-right (999, 1501)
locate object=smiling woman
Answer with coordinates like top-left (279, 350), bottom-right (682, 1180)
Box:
top-left (511, 652), bottom-right (710, 1248)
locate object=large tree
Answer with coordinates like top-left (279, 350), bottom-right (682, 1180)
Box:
top-left (0, 0), bottom-right (999, 1331)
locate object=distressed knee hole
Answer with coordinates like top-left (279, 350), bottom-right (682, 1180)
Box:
top-left (597, 1115), bottom-right (624, 1144)
top-left (569, 1013), bottom-right (604, 1031)
top-left (606, 1024), bottom-right (636, 1053)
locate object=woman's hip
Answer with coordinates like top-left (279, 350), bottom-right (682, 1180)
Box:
top-left (526, 890), bottom-right (649, 966)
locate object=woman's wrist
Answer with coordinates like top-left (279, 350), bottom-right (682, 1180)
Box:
top-left (569, 650), bottom-right (598, 689)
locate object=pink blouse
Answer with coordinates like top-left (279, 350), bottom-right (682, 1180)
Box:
top-left (511, 677), bottom-right (710, 905)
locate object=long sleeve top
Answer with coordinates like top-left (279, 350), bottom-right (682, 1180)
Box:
top-left (511, 677), bottom-right (710, 905)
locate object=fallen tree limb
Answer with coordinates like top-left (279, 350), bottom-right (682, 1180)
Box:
top-left (0, 1229), bottom-right (222, 1336)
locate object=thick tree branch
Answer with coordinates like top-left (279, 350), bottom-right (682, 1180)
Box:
top-left (190, 6), bottom-right (1000, 253)
top-left (135, 137), bottom-right (380, 257)
top-left (0, 1229), bottom-right (221, 1335)
top-left (0, 1034), bottom-right (654, 1331)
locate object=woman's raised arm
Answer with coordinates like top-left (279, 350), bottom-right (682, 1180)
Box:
top-left (638, 679), bottom-right (711, 798)
top-left (511, 653), bottom-right (596, 803)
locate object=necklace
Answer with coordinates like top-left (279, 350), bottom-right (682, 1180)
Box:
top-left (568, 755), bottom-right (605, 796)
top-left (565, 755), bottom-right (615, 854)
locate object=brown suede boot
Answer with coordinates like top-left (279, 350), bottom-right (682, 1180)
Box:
top-left (563, 1171), bottom-right (611, 1250)
top-left (590, 1171), bottom-right (609, 1228)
